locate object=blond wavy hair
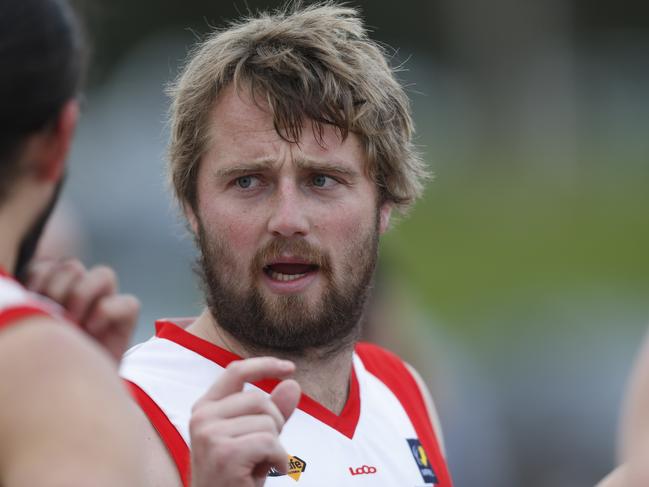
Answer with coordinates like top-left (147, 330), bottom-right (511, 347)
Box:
top-left (168, 2), bottom-right (427, 213)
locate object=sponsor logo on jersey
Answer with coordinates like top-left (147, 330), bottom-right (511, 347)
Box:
top-left (267, 455), bottom-right (307, 481)
top-left (349, 464), bottom-right (377, 476)
top-left (407, 438), bottom-right (438, 485)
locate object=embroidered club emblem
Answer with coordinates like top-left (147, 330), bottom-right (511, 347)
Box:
top-left (407, 438), bottom-right (438, 484)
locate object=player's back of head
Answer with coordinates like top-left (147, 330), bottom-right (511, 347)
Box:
top-left (0, 0), bottom-right (87, 204)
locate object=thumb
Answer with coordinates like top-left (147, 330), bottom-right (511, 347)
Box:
top-left (271, 379), bottom-right (301, 422)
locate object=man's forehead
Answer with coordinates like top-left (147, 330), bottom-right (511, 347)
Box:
top-left (207, 86), bottom-right (365, 167)
top-left (210, 85), bottom-right (273, 134)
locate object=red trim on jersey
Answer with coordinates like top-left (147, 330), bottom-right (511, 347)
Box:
top-left (124, 380), bottom-right (191, 487)
top-left (356, 342), bottom-right (453, 487)
top-left (155, 320), bottom-right (361, 438)
top-left (0, 268), bottom-right (27, 287)
top-left (0, 306), bottom-right (50, 332)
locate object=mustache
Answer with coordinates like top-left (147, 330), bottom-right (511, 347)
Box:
top-left (252, 238), bottom-right (331, 272)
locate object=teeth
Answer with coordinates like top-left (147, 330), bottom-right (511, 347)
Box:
top-left (269, 271), bottom-right (307, 282)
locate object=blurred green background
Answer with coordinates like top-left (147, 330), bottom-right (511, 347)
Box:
top-left (54, 1), bottom-right (649, 485)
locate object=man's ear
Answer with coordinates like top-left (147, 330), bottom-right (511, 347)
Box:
top-left (184, 202), bottom-right (199, 235)
top-left (36, 99), bottom-right (79, 182)
top-left (379, 202), bottom-right (393, 234)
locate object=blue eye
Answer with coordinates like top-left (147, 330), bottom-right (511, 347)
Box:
top-left (312, 175), bottom-right (328, 187)
top-left (236, 176), bottom-right (254, 188)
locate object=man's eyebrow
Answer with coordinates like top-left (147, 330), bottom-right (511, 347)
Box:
top-left (294, 159), bottom-right (359, 177)
top-left (214, 160), bottom-right (276, 178)
top-left (214, 158), bottom-right (359, 178)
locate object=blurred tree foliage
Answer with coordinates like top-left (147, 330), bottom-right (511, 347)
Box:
top-left (74, 0), bottom-right (649, 83)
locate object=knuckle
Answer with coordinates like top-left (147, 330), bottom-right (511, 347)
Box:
top-left (61, 258), bottom-right (85, 274)
top-left (94, 265), bottom-right (117, 285)
top-left (248, 389), bottom-right (265, 401)
top-left (226, 360), bottom-right (243, 372)
top-left (246, 390), bottom-right (269, 409)
top-left (190, 400), bottom-right (202, 415)
top-left (122, 294), bottom-right (141, 312)
top-left (257, 432), bottom-right (276, 448)
top-left (67, 285), bottom-right (86, 303)
top-left (27, 259), bottom-right (54, 277)
top-left (262, 415), bottom-right (278, 434)
top-left (225, 360), bottom-right (245, 377)
top-left (189, 405), bottom-right (209, 425)
top-left (189, 415), bottom-right (215, 440)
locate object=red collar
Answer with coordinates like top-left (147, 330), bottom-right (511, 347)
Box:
top-left (155, 319), bottom-right (361, 438)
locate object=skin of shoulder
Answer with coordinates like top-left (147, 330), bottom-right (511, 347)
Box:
top-left (129, 402), bottom-right (184, 487)
top-left (405, 362), bottom-right (446, 457)
top-left (596, 465), bottom-right (627, 487)
top-left (0, 316), bottom-right (146, 487)
top-left (621, 332), bottom-right (649, 460)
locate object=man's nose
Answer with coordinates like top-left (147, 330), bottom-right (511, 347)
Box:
top-left (266, 181), bottom-right (309, 237)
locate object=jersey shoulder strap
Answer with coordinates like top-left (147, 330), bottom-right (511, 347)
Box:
top-left (355, 342), bottom-right (454, 487)
top-left (0, 272), bottom-right (57, 333)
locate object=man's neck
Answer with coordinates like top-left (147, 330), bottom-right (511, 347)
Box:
top-left (187, 309), bottom-right (356, 415)
top-left (0, 179), bottom-right (49, 276)
top-left (0, 210), bottom-right (23, 275)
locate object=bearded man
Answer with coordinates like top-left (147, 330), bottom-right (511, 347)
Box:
top-left (120, 4), bottom-right (453, 486)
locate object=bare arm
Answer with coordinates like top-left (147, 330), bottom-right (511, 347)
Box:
top-left (0, 317), bottom-right (146, 487)
top-left (601, 329), bottom-right (649, 487)
top-left (620, 330), bottom-right (649, 461)
top-left (129, 403), bottom-right (184, 487)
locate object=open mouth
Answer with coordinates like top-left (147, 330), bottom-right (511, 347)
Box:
top-left (263, 262), bottom-right (319, 282)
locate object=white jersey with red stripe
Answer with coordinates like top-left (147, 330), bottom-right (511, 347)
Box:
top-left (0, 269), bottom-right (64, 333)
top-left (120, 319), bottom-right (453, 487)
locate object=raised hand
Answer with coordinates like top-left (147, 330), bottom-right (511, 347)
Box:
top-left (25, 258), bottom-right (139, 362)
top-left (190, 357), bottom-right (301, 487)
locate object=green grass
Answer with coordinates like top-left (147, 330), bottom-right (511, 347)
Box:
top-left (381, 168), bottom-right (649, 339)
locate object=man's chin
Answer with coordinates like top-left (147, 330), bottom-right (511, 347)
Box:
top-left (258, 284), bottom-right (324, 312)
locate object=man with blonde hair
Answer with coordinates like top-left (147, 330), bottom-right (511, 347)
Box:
top-left (120, 3), bottom-right (453, 486)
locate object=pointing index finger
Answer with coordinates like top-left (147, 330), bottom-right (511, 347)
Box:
top-left (200, 357), bottom-right (294, 403)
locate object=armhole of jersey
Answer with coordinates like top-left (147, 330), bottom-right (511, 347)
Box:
top-left (0, 306), bottom-right (50, 333)
top-left (124, 380), bottom-right (191, 487)
top-left (356, 342), bottom-right (453, 487)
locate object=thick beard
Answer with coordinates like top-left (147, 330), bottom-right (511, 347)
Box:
top-left (195, 216), bottom-right (379, 358)
top-left (14, 177), bottom-right (65, 281)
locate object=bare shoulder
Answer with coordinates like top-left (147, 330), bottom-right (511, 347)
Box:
top-left (0, 316), bottom-right (146, 487)
top-left (596, 465), bottom-right (627, 487)
top-left (126, 396), bottom-right (185, 487)
top-left (620, 330), bottom-right (649, 459)
top-left (405, 362), bottom-right (446, 457)
top-left (0, 315), bottom-right (113, 400)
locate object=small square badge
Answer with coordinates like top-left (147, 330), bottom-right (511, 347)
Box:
top-left (407, 438), bottom-right (438, 485)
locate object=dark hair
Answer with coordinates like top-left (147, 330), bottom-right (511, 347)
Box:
top-left (0, 0), bottom-right (87, 202)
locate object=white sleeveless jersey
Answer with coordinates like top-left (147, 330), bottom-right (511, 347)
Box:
top-left (0, 269), bottom-right (62, 333)
top-left (120, 319), bottom-right (453, 487)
